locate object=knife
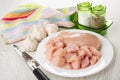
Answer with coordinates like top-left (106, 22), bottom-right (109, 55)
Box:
top-left (13, 44), bottom-right (50, 80)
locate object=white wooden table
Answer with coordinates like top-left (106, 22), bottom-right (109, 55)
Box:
top-left (0, 0), bottom-right (120, 80)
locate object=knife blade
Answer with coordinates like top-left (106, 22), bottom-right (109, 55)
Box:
top-left (13, 44), bottom-right (50, 80)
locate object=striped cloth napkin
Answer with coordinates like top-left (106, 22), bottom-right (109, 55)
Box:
top-left (0, 4), bottom-right (76, 44)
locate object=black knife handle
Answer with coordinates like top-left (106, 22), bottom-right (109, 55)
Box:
top-left (33, 68), bottom-right (50, 80)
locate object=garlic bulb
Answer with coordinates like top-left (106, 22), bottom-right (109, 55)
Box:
top-left (31, 27), bottom-right (47, 42)
top-left (45, 24), bottom-right (58, 36)
top-left (21, 36), bottom-right (38, 52)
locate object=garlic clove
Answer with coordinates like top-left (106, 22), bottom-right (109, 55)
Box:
top-left (31, 26), bottom-right (47, 42)
top-left (21, 36), bottom-right (38, 52)
top-left (45, 24), bottom-right (59, 36)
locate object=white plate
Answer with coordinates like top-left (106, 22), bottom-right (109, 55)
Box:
top-left (35, 29), bottom-right (113, 77)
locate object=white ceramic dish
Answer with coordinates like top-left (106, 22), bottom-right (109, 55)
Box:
top-left (35, 29), bottom-right (113, 77)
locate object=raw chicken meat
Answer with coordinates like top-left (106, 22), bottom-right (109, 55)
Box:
top-left (90, 56), bottom-right (98, 65)
top-left (81, 56), bottom-right (90, 68)
top-left (63, 63), bottom-right (73, 69)
top-left (89, 46), bottom-right (101, 57)
top-left (64, 43), bottom-right (79, 53)
top-left (81, 46), bottom-right (92, 57)
top-left (45, 32), bottom-right (101, 70)
top-left (53, 48), bottom-right (66, 57)
top-left (64, 53), bottom-right (78, 62)
top-left (71, 56), bottom-right (81, 69)
top-left (78, 50), bottom-right (86, 59)
top-left (45, 46), bottom-right (56, 60)
top-left (63, 33), bottom-right (101, 50)
top-left (55, 42), bottom-right (64, 49)
top-left (51, 56), bottom-right (65, 67)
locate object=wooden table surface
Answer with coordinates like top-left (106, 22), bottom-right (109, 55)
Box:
top-left (0, 0), bottom-right (120, 80)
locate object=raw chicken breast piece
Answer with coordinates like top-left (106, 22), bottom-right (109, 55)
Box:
top-left (79, 33), bottom-right (101, 50)
top-left (53, 48), bottom-right (66, 57)
top-left (65, 43), bottom-right (79, 53)
top-left (64, 33), bottom-right (101, 50)
top-left (45, 46), bottom-right (56, 60)
top-left (71, 56), bottom-right (81, 70)
top-left (81, 46), bottom-right (92, 57)
top-left (89, 46), bottom-right (101, 57)
top-left (78, 50), bottom-right (86, 59)
top-left (63, 63), bottom-right (73, 70)
top-left (81, 56), bottom-right (90, 68)
top-left (51, 56), bottom-right (65, 67)
top-left (64, 53), bottom-right (78, 62)
top-left (55, 42), bottom-right (64, 49)
top-left (90, 56), bottom-right (98, 65)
